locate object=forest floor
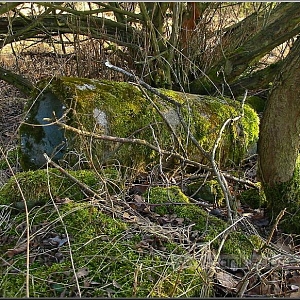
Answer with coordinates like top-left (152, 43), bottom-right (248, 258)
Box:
top-left (1, 54), bottom-right (300, 298)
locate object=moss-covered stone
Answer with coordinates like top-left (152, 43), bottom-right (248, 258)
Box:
top-left (19, 77), bottom-right (259, 171)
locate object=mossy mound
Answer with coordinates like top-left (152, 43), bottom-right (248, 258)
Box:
top-left (0, 201), bottom-right (206, 297)
top-left (19, 77), bottom-right (259, 171)
top-left (145, 186), bottom-right (262, 264)
top-left (0, 170), bottom-right (264, 297)
top-left (146, 185), bottom-right (226, 237)
top-left (0, 168), bottom-right (122, 210)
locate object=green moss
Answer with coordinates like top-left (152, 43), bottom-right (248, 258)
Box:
top-left (178, 96), bottom-right (259, 166)
top-left (222, 232), bottom-right (263, 266)
top-left (248, 234), bottom-right (264, 250)
top-left (240, 186), bottom-right (266, 209)
top-left (20, 77), bottom-right (259, 171)
top-left (159, 89), bottom-right (186, 105)
top-left (146, 186), bottom-right (262, 264)
top-left (145, 186), bottom-right (226, 239)
top-left (0, 181), bottom-right (262, 297)
top-left (0, 168), bottom-right (101, 207)
top-left (186, 179), bottom-right (224, 205)
top-left (0, 201), bottom-right (206, 297)
top-left (0, 167), bottom-right (127, 211)
top-left (264, 156), bottom-right (300, 233)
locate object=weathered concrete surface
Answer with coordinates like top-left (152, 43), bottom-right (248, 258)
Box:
top-left (19, 77), bottom-right (259, 170)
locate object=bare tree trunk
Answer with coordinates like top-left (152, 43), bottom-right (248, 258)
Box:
top-left (258, 37), bottom-right (300, 232)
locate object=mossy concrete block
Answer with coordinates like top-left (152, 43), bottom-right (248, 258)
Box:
top-left (20, 91), bottom-right (67, 168)
top-left (19, 77), bottom-right (259, 170)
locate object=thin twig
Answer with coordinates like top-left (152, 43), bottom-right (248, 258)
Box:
top-left (210, 90), bottom-right (248, 224)
top-left (44, 162), bottom-right (82, 297)
top-left (265, 208), bottom-right (287, 248)
top-left (43, 153), bottom-right (105, 202)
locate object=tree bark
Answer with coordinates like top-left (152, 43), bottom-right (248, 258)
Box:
top-left (0, 66), bottom-right (35, 96)
top-left (258, 38), bottom-right (300, 186)
top-left (257, 37), bottom-right (300, 232)
top-left (228, 61), bottom-right (283, 97)
top-left (190, 3), bottom-right (300, 95)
